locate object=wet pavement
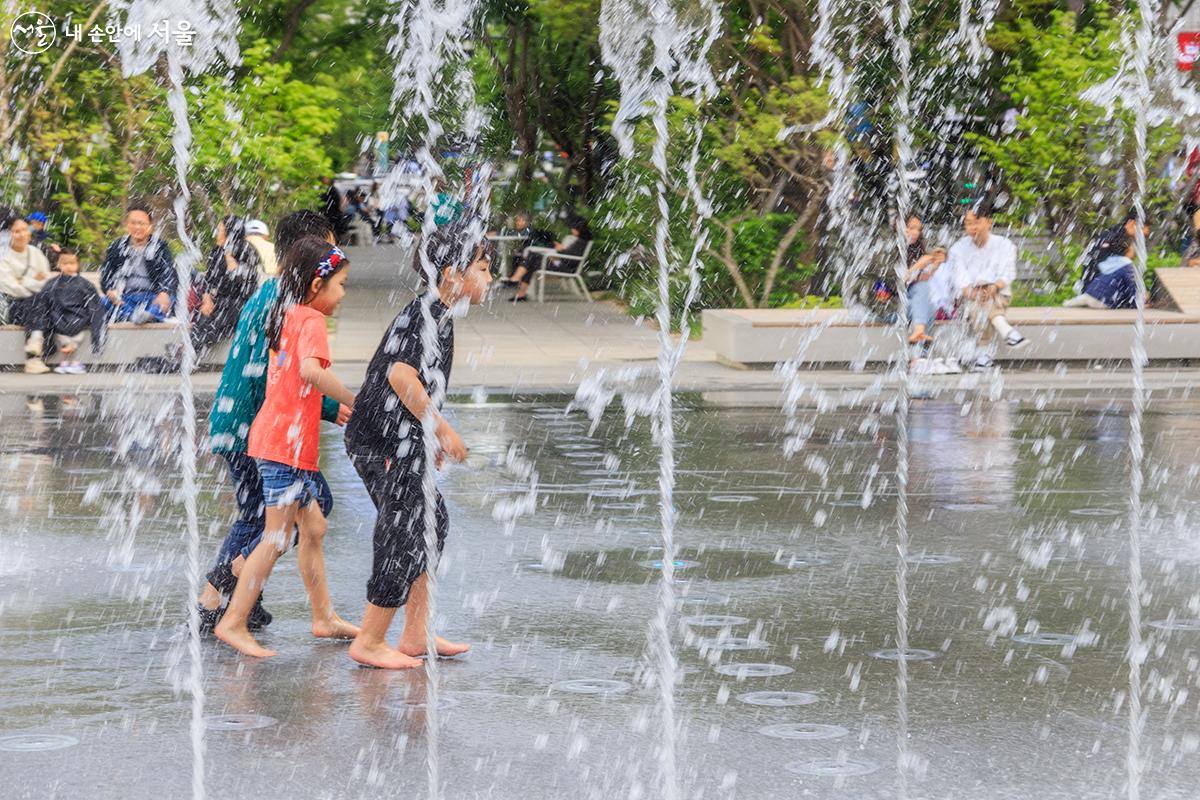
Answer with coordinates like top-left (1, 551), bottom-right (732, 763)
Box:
top-left (3, 389), bottom-right (1200, 798)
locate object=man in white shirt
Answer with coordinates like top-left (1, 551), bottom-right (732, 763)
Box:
top-left (945, 203), bottom-right (1027, 369)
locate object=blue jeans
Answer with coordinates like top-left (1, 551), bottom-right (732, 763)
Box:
top-left (257, 459), bottom-right (329, 510)
top-left (102, 291), bottom-right (173, 322)
top-left (206, 452), bottom-right (333, 592)
top-left (908, 280), bottom-right (934, 329)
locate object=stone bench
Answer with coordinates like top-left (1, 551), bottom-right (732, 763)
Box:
top-left (702, 268), bottom-right (1200, 367)
top-left (0, 322), bottom-right (229, 368)
top-left (1, 271), bottom-right (232, 368)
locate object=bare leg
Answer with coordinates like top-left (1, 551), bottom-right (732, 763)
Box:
top-left (348, 603), bottom-right (422, 669)
top-left (214, 503), bottom-right (297, 658)
top-left (396, 573), bottom-right (470, 658)
top-left (199, 582), bottom-right (222, 611)
top-left (506, 266), bottom-right (527, 284)
top-left (296, 501), bottom-right (359, 639)
top-left (907, 323), bottom-right (931, 344)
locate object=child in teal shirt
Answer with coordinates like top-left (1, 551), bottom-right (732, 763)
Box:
top-left (197, 211), bottom-right (350, 630)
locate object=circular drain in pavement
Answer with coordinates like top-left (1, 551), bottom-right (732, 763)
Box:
top-left (709, 495), bottom-right (757, 504)
top-left (701, 636), bottom-right (768, 652)
top-left (869, 648), bottom-right (939, 662)
top-left (518, 561), bottom-right (558, 573)
top-left (0, 733), bottom-right (78, 752)
top-left (786, 757), bottom-right (878, 777)
top-left (760, 722), bottom-right (849, 741)
top-left (203, 714), bottom-right (277, 731)
top-left (682, 615), bottom-right (749, 628)
top-left (1012, 632), bottom-right (1076, 646)
top-left (551, 679), bottom-right (631, 695)
top-left (942, 502), bottom-right (997, 511)
top-left (1069, 507), bottom-right (1122, 517)
top-left (772, 554), bottom-right (831, 568)
top-left (387, 694), bottom-right (460, 711)
top-left (677, 592), bottom-right (731, 607)
top-left (905, 554), bottom-right (962, 565)
top-left (638, 559), bottom-right (701, 570)
top-left (1149, 619), bottom-right (1200, 632)
top-left (737, 690), bottom-right (818, 707)
top-left (715, 663), bottom-right (793, 679)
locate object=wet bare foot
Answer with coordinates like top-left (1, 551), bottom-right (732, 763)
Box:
top-left (907, 332), bottom-right (933, 344)
top-left (398, 635), bottom-right (471, 658)
top-left (349, 638), bottom-right (423, 670)
top-left (214, 620), bottom-right (277, 658)
top-left (312, 615), bottom-right (360, 640)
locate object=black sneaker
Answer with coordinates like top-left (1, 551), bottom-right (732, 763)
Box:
top-left (197, 604), bottom-right (224, 635)
top-left (248, 595), bottom-right (273, 630)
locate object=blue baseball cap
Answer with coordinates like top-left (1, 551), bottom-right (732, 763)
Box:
top-left (26, 211), bottom-right (47, 224)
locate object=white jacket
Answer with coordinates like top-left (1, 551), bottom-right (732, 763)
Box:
top-left (0, 244), bottom-right (51, 298)
top-left (949, 233), bottom-right (1016, 298)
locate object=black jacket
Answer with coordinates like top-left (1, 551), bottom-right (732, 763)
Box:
top-left (33, 274), bottom-right (106, 353)
top-left (100, 236), bottom-right (177, 297)
top-left (1081, 224), bottom-right (1129, 289)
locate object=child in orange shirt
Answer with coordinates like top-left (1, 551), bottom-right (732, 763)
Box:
top-left (215, 237), bottom-right (358, 658)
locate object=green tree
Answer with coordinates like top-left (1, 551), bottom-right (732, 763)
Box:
top-left (190, 40), bottom-right (343, 220)
top-left (967, 10), bottom-right (1177, 237)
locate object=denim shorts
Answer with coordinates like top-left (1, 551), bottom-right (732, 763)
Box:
top-left (257, 459), bottom-right (326, 509)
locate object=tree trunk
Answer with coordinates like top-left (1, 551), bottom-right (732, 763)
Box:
top-left (270, 0), bottom-right (320, 63)
top-left (758, 212), bottom-right (809, 306)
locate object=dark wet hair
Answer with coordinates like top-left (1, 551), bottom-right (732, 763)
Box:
top-left (56, 247), bottom-right (79, 259)
top-left (275, 210), bottom-right (334, 257)
top-left (1123, 206), bottom-right (1149, 226)
top-left (266, 235), bottom-right (349, 351)
top-left (568, 217), bottom-right (592, 239)
top-left (0, 207), bottom-right (18, 230)
top-left (413, 222), bottom-right (495, 286)
top-left (967, 198), bottom-right (994, 219)
top-left (126, 201), bottom-right (152, 221)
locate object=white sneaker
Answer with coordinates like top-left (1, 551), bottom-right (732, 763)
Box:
top-left (66, 362), bottom-right (87, 374)
top-left (971, 355), bottom-right (995, 372)
top-left (24, 357), bottom-right (51, 375)
top-left (1005, 330), bottom-right (1027, 348)
top-left (24, 331), bottom-right (44, 357)
top-left (53, 363), bottom-right (71, 374)
top-left (932, 357), bottom-right (962, 375)
top-left (130, 308), bottom-right (158, 325)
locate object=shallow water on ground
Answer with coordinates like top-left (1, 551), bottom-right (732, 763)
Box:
top-left (2, 390), bottom-right (1200, 798)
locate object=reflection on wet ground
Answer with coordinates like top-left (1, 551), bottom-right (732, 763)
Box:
top-left (2, 391), bottom-right (1200, 797)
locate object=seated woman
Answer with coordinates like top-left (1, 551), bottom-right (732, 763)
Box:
top-left (902, 215), bottom-right (947, 345)
top-left (191, 216), bottom-right (260, 355)
top-left (1063, 238), bottom-right (1137, 309)
top-left (1, 216), bottom-right (52, 373)
top-left (504, 218), bottom-right (591, 302)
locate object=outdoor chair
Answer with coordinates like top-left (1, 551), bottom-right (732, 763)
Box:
top-left (525, 241), bottom-right (595, 302)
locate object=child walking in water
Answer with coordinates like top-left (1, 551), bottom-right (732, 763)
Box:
top-left (215, 237), bottom-right (359, 658)
top-left (199, 211), bottom-right (347, 632)
top-left (345, 225), bottom-right (492, 669)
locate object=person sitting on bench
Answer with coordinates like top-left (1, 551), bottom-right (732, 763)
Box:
top-left (1063, 238), bottom-right (1138, 310)
top-left (504, 218), bottom-right (590, 302)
